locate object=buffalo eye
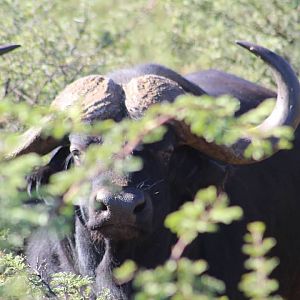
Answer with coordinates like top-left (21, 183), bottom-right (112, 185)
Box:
top-left (131, 144), bottom-right (144, 156)
top-left (71, 149), bottom-right (83, 166)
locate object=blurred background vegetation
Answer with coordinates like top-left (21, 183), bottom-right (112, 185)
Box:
top-left (1, 0), bottom-right (300, 299)
top-left (1, 0), bottom-right (300, 106)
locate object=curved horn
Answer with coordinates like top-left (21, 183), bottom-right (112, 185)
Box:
top-left (177, 42), bottom-right (300, 164)
top-left (9, 75), bottom-right (125, 158)
top-left (185, 42), bottom-right (300, 164)
top-left (10, 42), bottom-right (300, 164)
top-left (236, 41), bottom-right (300, 131)
top-left (0, 44), bottom-right (20, 56)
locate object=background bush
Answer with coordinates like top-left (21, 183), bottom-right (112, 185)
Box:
top-left (2, 0), bottom-right (300, 105)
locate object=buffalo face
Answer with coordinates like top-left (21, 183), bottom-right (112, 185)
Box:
top-left (69, 132), bottom-right (176, 242)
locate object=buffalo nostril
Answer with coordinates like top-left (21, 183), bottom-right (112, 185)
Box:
top-left (100, 203), bottom-right (108, 211)
top-left (133, 201), bottom-right (146, 214)
top-left (95, 201), bottom-right (108, 212)
top-left (95, 189), bottom-right (111, 212)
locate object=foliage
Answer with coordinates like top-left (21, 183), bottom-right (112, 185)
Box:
top-left (50, 273), bottom-right (92, 300)
top-left (239, 222), bottom-right (282, 300)
top-left (1, 0), bottom-right (299, 299)
top-left (0, 251), bottom-right (45, 299)
top-left (134, 259), bottom-right (226, 300)
top-left (165, 186), bottom-right (243, 250)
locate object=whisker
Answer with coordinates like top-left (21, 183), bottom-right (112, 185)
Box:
top-left (137, 178), bottom-right (150, 189)
top-left (143, 179), bottom-right (164, 191)
top-left (27, 180), bottom-right (33, 197)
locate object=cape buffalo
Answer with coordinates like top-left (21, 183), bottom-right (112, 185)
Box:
top-left (13, 42), bottom-right (300, 299)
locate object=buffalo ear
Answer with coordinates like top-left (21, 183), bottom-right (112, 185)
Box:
top-left (48, 146), bottom-right (71, 170)
top-left (26, 146), bottom-right (70, 198)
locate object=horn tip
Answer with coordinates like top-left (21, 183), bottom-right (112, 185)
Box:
top-left (0, 44), bottom-right (21, 55)
top-left (235, 40), bottom-right (267, 58)
top-left (236, 40), bottom-right (256, 51)
top-left (10, 44), bottom-right (21, 49)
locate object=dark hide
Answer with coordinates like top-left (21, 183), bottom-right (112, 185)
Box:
top-left (193, 128), bottom-right (300, 300)
top-left (108, 63), bottom-right (206, 95)
top-left (26, 66), bottom-right (300, 300)
top-left (185, 69), bottom-right (276, 115)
